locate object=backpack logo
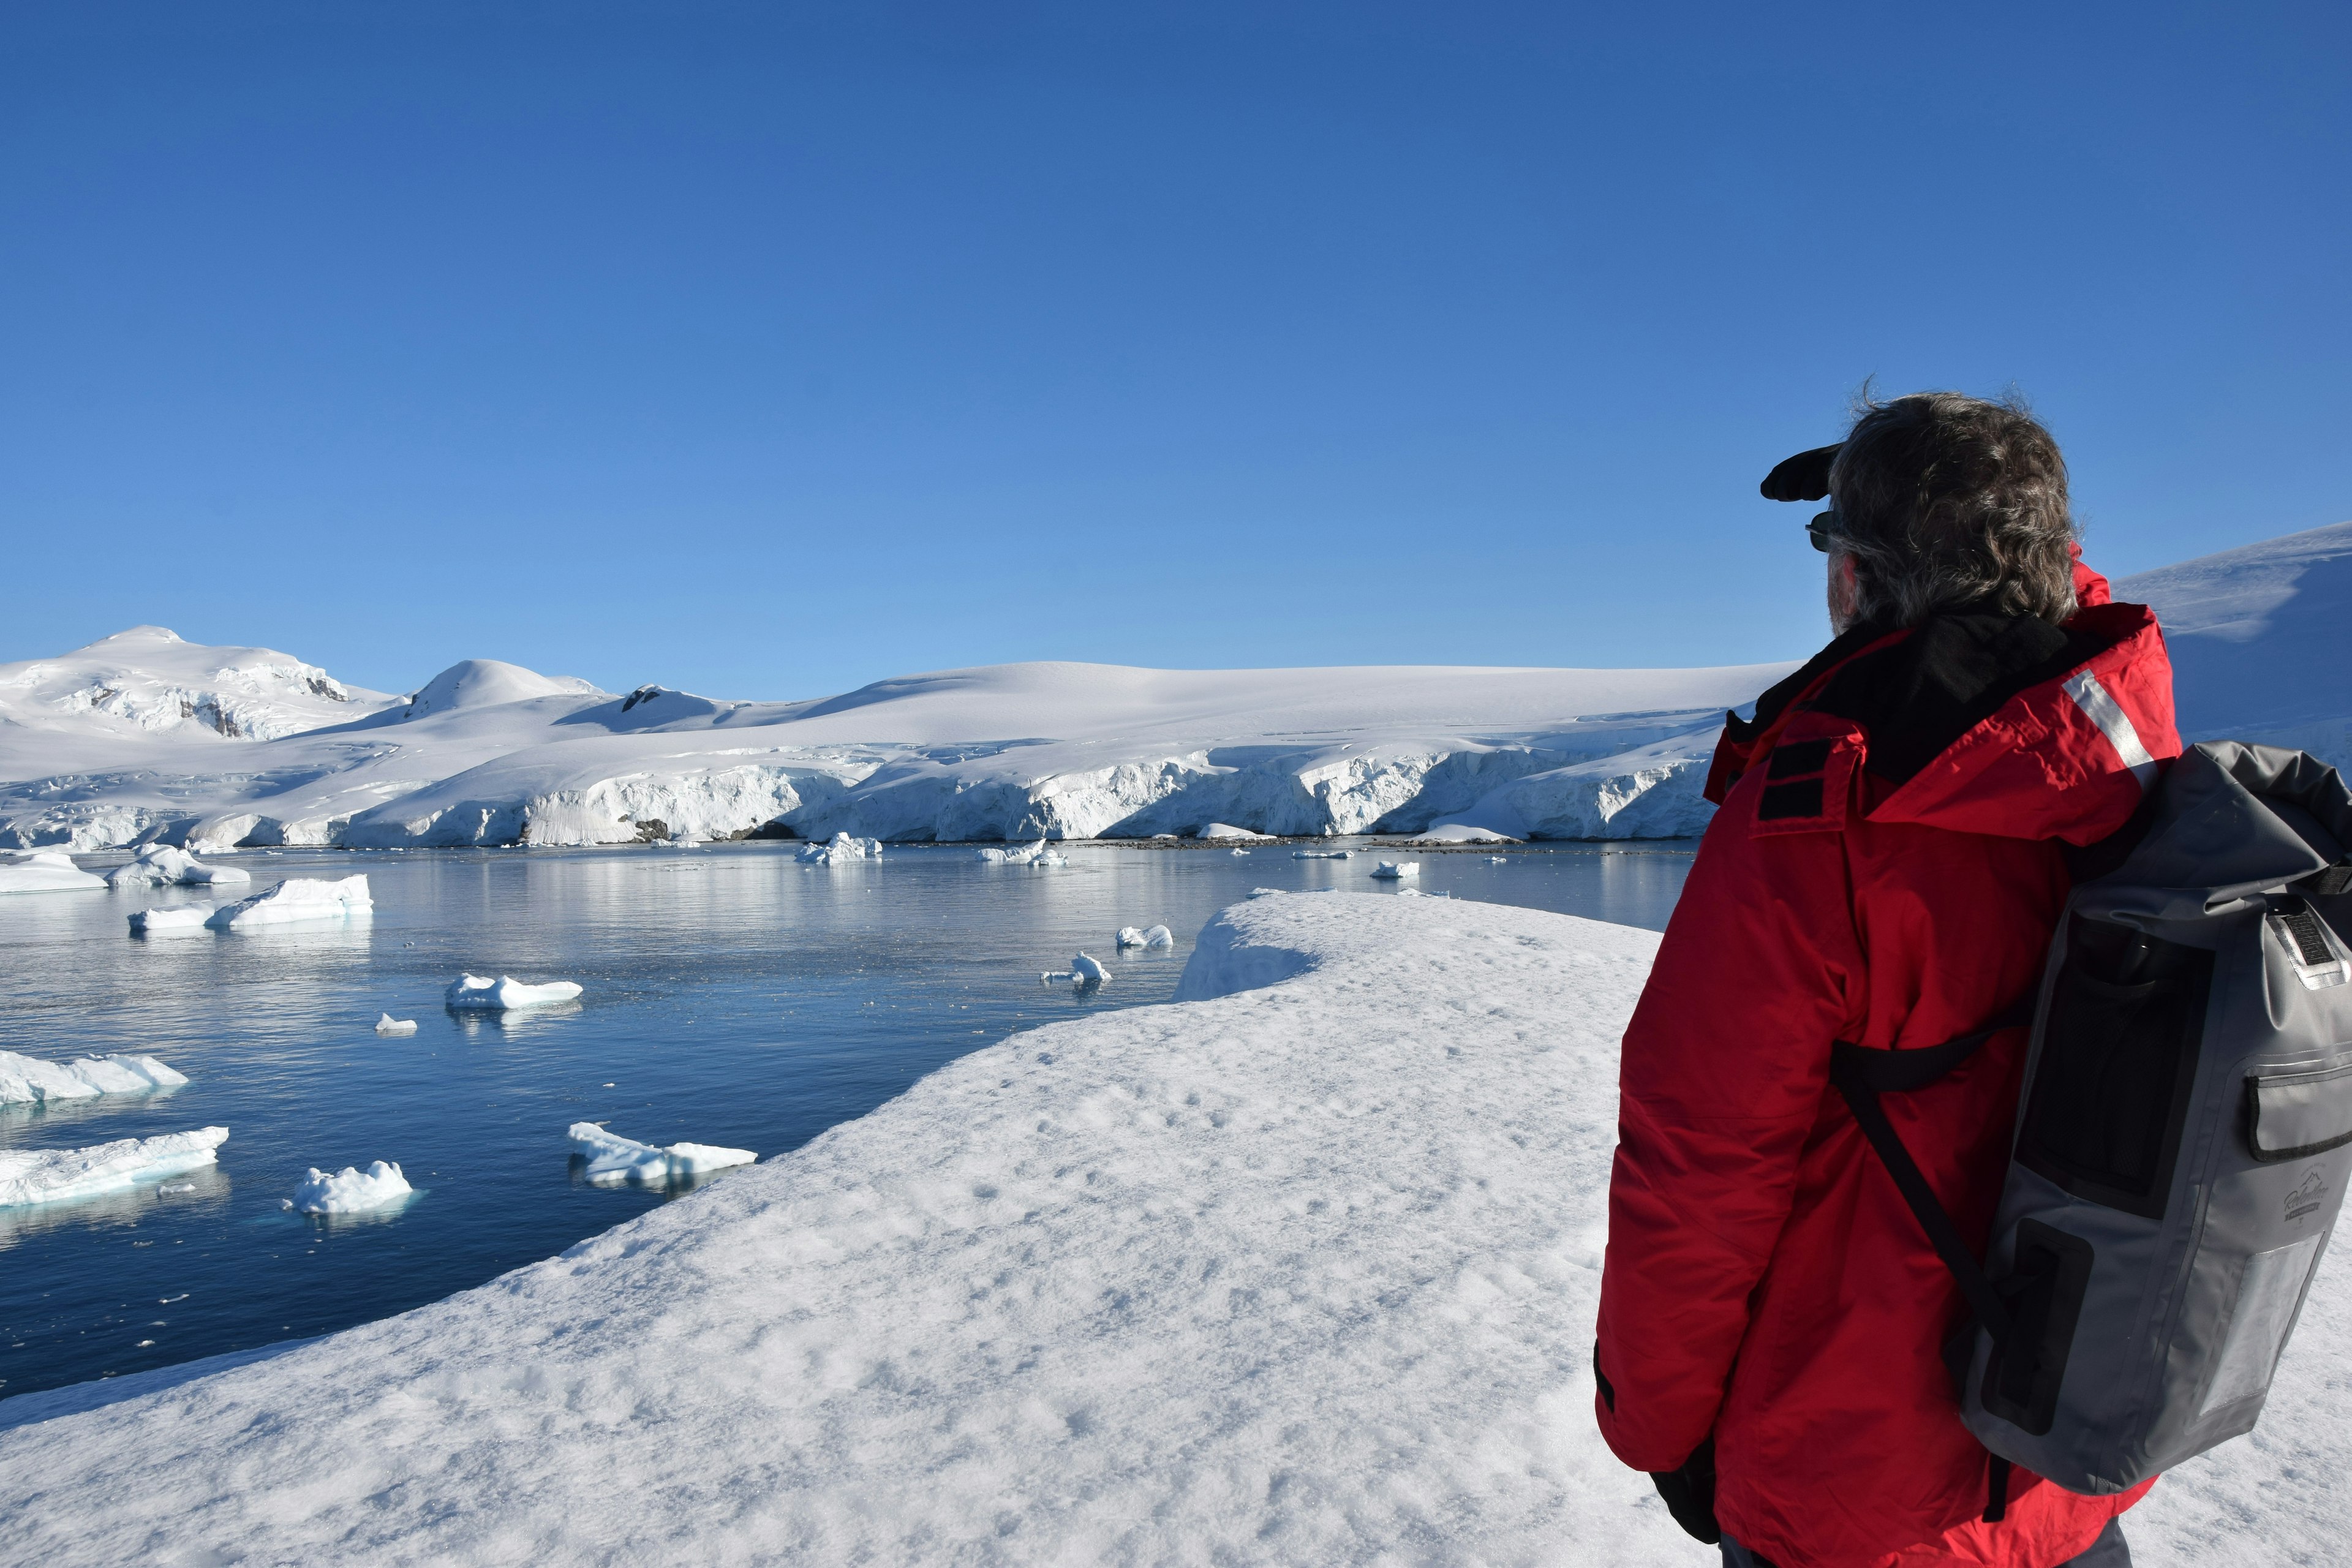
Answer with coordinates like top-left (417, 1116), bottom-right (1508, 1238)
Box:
top-left (2287, 1170), bottom-right (2328, 1223)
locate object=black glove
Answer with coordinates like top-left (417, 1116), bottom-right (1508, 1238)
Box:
top-left (1760, 443), bottom-right (1841, 503)
top-left (1650, 1439), bottom-right (1722, 1545)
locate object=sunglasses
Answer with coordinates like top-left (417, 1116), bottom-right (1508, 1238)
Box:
top-left (1807, 510), bottom-right (1844, 553)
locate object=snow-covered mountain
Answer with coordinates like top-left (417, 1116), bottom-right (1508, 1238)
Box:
top-left (1, 523), bottom-right (2339, 852)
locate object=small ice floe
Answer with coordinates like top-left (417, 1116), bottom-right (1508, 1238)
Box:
top-left (1488, 855), bottom-right (1509, 864)
top-left (1371, 861), bottom-right (1420, 880)
top-left (445, 974), bottom-right (583, 1010)
top-left (1415, 823), bottom-right (1521, 845)
top-left (104, 845), bottom-right (251, 890)
top-left (0, 851), bottom-right (105, 895)
top-left (1071, 951), bottom-right (1110, 984)
top-left (290, 1161), bottom-right (412, 1215)
top-left (1034, 849), bottom-right (1068, 867)
top-left (1292, 850), bottom-right (1352, 860)
top-left (1198, 823), bottom-right (1272, 841)
top-left (0, 1127), bottom-right (228, 1208)
top-left (205, 874), bottom-right (372, 929)
top-left (974, 848), bottom-right (1008, 863)
top-left (1231, 848), bottom-right (1251, 857)
top-left (374, 1013), bottom-right (419, 1036)
top-left (1246, 887), bottom-right (1285, 899)
top-left (0, 1050), bottom-right (188, 1106)
top-left (799, 832), bottom-right (883, 865)
top-left (157, 1182), bottom-right (196, 1196)
top-left (128, 906), bottom-right (211, 934)
top-left (568, 1122), bottom-right (756, 1186)
top-left (1115, 925), bottom-right (1167, 948)
top-left (1140, 924), bottom-right (1173, 948)
top-left (1000, 839), bottom-right (1056, 866)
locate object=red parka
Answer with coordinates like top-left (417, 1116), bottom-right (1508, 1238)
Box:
top-left (1594, 560), bottom-right (2178, 1568)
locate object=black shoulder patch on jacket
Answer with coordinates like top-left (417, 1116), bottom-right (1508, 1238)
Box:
top-left (1758, 778), bottom-right (1826, 820)
top-left (1804, 611), bottom-right (2106, 788)
top-left (1766, 738), bottom-right (1834, 780)
top-left (1723, 623), bottom-right (1888, 748)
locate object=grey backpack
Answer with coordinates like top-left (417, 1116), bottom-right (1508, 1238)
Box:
top-left (1833, 741), bottom-right (2352, 1510)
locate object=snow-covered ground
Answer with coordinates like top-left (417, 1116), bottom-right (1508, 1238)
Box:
top-left (0, 895), bottom-right (2337, 1564)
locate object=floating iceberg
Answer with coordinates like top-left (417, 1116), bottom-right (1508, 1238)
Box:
top-left (0, 1050), bottom-right (188, 1106)
top-left (973, 847), bottom-right (1008, 863)
top-left (1033, 849), bottom-right (1067, 867)
top-left (799, 832), bottom-right (882, 865)
top-left (374, 1014), bottom-right (419, 1036)
top-left (291, 1161), bottom-right (412, 1215)
top-left (1141, 924), bottom-right (1173, 948)
top-left (1115, 926), bottom-right (1148, 948)
top-left (104, 845), bottom-right (251, 889)
top-left (205, 874), bottom-right (372, 929)
top-left (1415, 823), bottom-right (1520, 845)
top-left (1292, 850), bottom-right (1352, 859)
top-left (999, 839), bottom-right (1057, 866)
top-left (568, 1122), bottom-right (756, 1186)
top-left (1198, 823), bottom-right (1272, 840)
top-left (0, 1126), bottom-right (228, 1207)
top-left (129, 905), bottom-right (211, 933)
top-left (1370, 861), bottom-right (1420, 880)
top-left (0, 851), bottom-right (105, 895)
top-left (445, 974), bottom-right (583, 1010)
top-left (1071, 951), bottom-right (1110, 984)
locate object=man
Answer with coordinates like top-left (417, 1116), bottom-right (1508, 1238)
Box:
top-left (1593, 392), bottom-right (2176, 1568)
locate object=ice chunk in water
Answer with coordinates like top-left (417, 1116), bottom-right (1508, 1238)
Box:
top-left (1370, 861), bottom-right (1420, 880)
top-left (974, 848), bottom-right (1008, 863)
top-left (205, 875), bottom-right (372, 929)
top-left (374, 1014), bottom-right (419, 1036)
top-left (1071, 951), bottom-right (1110, 984)
top-left (445, 974), bottom-right (583, 1010)
top-left (568, 1123), bottom-right (755, 1185)
top-left (799, 832), bottom-right (882, 865)
top-left (1199, 823), bottom-right (1272, 840)
top-left (129, 905), bottom-right (211, 933)
top-left (105, 845), bottom-right (251, 889)
top-left (1142, 924), bottom-right (1173, 948)
top-left (0, 1050), bottom-right (188, 1106)
top-left (1115, 926), bottom-right (1148, 948)
top-left (292, 1161), bottom-right (412, 1214)
top-left (0, 1128), bottom-right (228, 1207)
top-left (1293, 850), bottom-right (1352, 859)
top-left (0, 852), bottom-right (105, 895)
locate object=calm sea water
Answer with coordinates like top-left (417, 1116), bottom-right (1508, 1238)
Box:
top-left (0, 840), bottom-right (1692, 1404)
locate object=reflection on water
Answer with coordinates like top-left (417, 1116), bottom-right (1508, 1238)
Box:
top-left (0, 839), bottom-right (1692, 1403)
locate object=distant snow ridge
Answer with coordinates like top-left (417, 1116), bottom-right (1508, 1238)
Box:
top-left (0, 638), bottom-right (1783, 851)
top-left (290, 1161), bottom-right (412, 1215)
top-left (0, 1051), bottom-right (187, 1106)
top-left (0, 1127), bottom-right (227, 1208)
top-left (568, 1123), bottom-right (755, 1185)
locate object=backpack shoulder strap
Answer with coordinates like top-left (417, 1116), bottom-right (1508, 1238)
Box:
top-left (1827, 998), bottom-right (2036, 1523)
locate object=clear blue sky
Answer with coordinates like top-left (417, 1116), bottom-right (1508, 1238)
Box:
top-left (4, 2), bottom-right (2345, 699)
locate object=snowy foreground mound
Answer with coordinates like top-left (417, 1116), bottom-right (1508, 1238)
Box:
top-left (0, 898), bottom-right (2337, 1566)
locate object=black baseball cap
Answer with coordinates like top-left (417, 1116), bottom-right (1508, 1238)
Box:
top-left (1760, 443), bottom-right (1840, 503)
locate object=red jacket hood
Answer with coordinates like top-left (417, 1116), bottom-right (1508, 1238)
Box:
top-left (1705, 552), bottom-right (2180, 847)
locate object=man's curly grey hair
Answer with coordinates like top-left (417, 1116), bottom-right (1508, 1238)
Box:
top-left (1828, 390), bottom-right (2078, 629)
